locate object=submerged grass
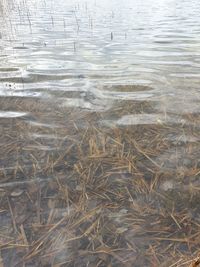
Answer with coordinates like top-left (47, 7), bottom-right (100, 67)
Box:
top-left (0, 95), bottom-right (200, 266)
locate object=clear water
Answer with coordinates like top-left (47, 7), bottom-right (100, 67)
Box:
top-left (0, 0), bottom-right (200, 111)
top-left (0, 0), bottom-right (200, 266)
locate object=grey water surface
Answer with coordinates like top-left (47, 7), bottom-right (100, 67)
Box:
top-left (0, 0), bottom-right (200, 266)
top-left (0, 0), bottom-right (200, 113)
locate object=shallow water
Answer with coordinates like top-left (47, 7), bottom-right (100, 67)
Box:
top-left (1, 0), bottom-right (200, 111)
top-left (0, 0), bottom-right (200, 266)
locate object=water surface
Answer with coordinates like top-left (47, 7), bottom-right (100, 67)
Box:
top-left (0, 0), bottom-right (200, 266)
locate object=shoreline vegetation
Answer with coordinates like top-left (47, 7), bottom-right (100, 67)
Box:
top-left (0, 92), bottom-right (200, 266)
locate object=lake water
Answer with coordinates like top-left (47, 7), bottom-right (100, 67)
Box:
top-left (0, 0), bottom-right (200, 266)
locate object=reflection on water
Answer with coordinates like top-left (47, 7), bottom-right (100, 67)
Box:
top-left (0, 111), bottom-right (28, 118)
top-left (0, 0), bottom-right (200, 266)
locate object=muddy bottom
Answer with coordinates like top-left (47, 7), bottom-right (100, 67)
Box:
top-left (0, 95), bottom-right (200, 267)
